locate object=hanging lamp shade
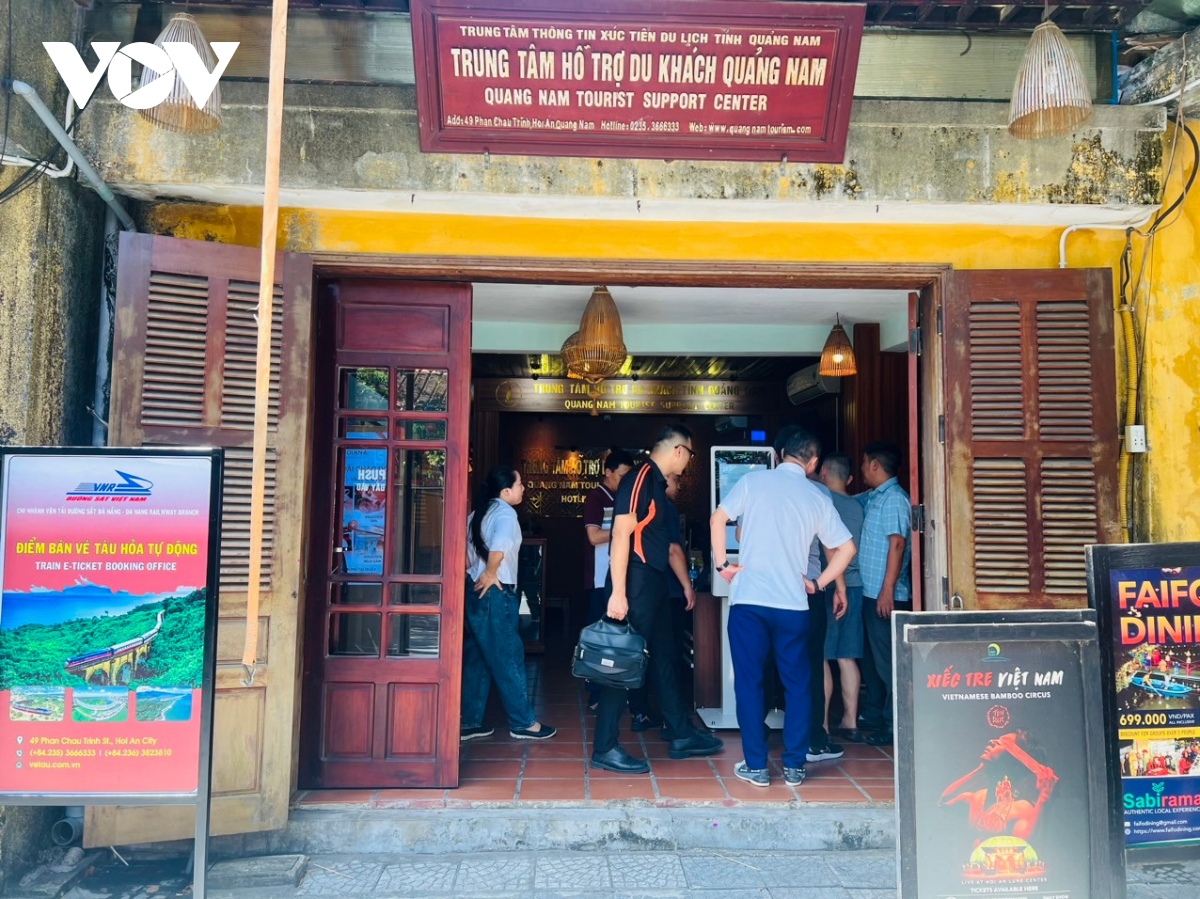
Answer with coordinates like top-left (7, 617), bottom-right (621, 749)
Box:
top-left (137, 14), bottom-right (224, 135)
top-left (1007, 20), bottom-right (1093, 140)
top-left (560, 286), bottom-right (628, 384)
top-left (819, 317), bottom-right (857, 377)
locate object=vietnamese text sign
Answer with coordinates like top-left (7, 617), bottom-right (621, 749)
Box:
top-left (0, 451), bottom-right (219, 799)
top-left (895, 611), bottom-right (1123, 899)
top-left (411, 0), bottom-right (865, 162)
top-left (474, 378), bottom-right (782, 415)
top-left (1089, 542), bottom-right (1200, 852)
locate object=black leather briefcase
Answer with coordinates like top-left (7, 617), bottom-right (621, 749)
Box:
top-left (571, 618), bottom-right (648, 690)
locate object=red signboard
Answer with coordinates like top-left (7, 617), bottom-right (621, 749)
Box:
top-left (0, 450), bottom-right (219, 800)
top-left (411, 0), bottom-right (866, 163)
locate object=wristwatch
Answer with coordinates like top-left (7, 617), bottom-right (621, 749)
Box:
top-left (716, 561), bottom-right (731, 572)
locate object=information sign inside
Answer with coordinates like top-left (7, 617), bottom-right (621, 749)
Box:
top-left (411, 0), bottom-right (866, 162)
top-left (1089, 542), bottom-right (1200, 854)
top-left (0, 449), bottom-right (221, 800)
top-left (895, 610), bottom-right (1123, 899)
top-left (474, 378), bottom-right (782, 415)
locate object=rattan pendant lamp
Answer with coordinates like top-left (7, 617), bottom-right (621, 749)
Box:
top-left (137, 13), bottom-right (226, 135)
top-left (819, 315), bottom-right (857, 377)
top-left (561, 286), bottom-right (628, 414)
top-left (1007, 17), bottom-right (1093, 140)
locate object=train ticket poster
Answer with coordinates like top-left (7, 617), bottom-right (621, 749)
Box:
top-left (1089, 542), bottom-right (1200, 852)
top-left (0, 449), bottom-right (221, 800)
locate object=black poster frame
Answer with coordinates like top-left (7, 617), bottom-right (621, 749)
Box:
top-left (0, 446), bottom-right (222, 898)
top-left (1088, 541), bottom-right (1200, 863)
top-left (893, 609), bottom-right (1125, 899)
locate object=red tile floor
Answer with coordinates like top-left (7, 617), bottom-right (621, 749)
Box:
top-left (295, 647), bottom-right (895, 809)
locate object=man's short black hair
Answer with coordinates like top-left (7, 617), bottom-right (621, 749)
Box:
top-left (604, 447), bottom-right (634, 472)
top-left (775, 424), bottom-right (821, 463)
top-left (654, 423), bottom-right (693, 449)
top-left (821, 452), bottom-right (852, 482)
top-left (863, 440), bottom-right (901, 477)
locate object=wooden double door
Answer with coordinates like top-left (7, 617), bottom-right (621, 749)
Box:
top-left (299, 278), bottom-right (472, 789)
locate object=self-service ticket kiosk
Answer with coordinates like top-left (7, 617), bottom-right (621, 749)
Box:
top-left (697, 446), bottom-right (779, 730)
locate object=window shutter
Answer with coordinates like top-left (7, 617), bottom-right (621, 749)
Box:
top-left (944, 269), bottom-right (1118, 609)
top-left (86, 233), bottom-right (313, 845)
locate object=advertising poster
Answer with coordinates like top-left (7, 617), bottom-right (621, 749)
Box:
top-left (0, 452), bottom-right (215, 797)
top-left (342, 448), bottom-right (387, 575)
top-left (911, 638), bottom-right (1091, 899)
top-left (1108, 562), bottom-right (1200, 848)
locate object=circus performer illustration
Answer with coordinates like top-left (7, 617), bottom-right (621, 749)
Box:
top-left (939, 731), bottom-right (1059, 844)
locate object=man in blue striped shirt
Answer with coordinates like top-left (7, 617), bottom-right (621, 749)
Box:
top-left (857, 441), bottom-right (912, 746)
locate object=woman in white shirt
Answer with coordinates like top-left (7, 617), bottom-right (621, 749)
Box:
top-left (461, 465), bottom-right (557, 742)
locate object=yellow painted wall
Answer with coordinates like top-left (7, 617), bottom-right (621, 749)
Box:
top-left (146, 123), bottom-right (1198, 545)
top-left (1131, 121), bottom-right (1200, 544)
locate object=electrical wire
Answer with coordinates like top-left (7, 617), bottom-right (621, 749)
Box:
top-left (0, 102), bottom-right (83, 205)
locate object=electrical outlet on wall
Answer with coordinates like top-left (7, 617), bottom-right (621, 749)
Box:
top-left (1125, 425), bottom-right (1148, 453)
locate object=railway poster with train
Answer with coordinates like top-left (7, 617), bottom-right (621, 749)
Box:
top-left (1089, 542), bottom-right (1200, 853)
top-left (0, 448), bottom-right (221, 800)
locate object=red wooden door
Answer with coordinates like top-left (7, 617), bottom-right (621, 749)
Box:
top-left (301, 279), bottom-right (471, 788)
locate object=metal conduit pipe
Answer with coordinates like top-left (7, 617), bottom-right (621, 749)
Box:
top-left (3, 80), bottom-right (136, 231)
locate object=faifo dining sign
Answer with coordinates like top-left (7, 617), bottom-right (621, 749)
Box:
top-left (410, 0), bottom-right (866, 162)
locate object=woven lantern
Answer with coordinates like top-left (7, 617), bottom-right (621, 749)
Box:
top-left (137, 14), bottom-right (224, 135)
top-left (1008, 20), bottom-right (1093, 140)
top-left (819, 316), bottom-right (857, 377)
top-left (560, 287), bottom-right (628, 414)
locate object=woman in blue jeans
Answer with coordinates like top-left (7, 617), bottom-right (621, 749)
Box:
top-left (461, 465), bottom-right (557, 742)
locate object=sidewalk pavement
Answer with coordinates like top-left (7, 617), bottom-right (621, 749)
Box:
top-left (53, 849), bottom-right (1200, 899)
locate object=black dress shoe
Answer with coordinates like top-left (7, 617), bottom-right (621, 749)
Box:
top-left (590, 746), bottom-right (650, 774)
top-left (669, 730), bottom-right (724, 759)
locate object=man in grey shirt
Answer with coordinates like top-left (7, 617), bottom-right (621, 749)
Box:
top-left (819, 453), bottom-right (866, 742)
top-left (710, 426), bottom-right (855, 788)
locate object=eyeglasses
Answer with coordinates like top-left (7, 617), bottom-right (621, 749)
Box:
top-left (676, 444), bottom-right (696, 459)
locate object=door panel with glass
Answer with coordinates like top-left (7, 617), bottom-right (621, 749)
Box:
top-left (301, 280), bottom-right (471, 788)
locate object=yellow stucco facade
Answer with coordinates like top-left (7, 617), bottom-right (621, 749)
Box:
top-left (146, 121), bottom-right (1199, 547)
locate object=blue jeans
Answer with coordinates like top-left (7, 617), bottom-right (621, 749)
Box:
top-left (461, 582), bottom-right (535, 731)
top-left (728, 603), bottom-right (811, 770)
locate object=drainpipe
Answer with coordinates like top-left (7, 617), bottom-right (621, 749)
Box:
top-left (93, 207), bottom-right (118, 447)
top-left (3, 80), bottom-right (136, 231)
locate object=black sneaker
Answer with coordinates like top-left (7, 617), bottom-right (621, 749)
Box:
top-left (806, 740), bottom-right (845, 762)
top-left (460, 726), bottom-right (494, 742)
top-left (510, 724), bottom-right (557, 740)
top-left (631, 713), bottom-right (660, 732)
top-left (669, 729), bottom-right (724, 759)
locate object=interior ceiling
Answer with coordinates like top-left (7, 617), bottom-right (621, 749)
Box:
top-left (133, 0), bottom-right (1152, 31)
top-left (472, 284), bottom-right (908, 328)
top-left (472, 354), bottom-right (816, 381)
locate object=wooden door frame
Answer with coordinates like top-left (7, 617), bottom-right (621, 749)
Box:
top-left (292, 255), bottom-right (951, 794)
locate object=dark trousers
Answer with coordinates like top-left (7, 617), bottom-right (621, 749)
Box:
top-left (808, 586), bottom-right (829, 748)
top-left (461, 582), bottom-right (535, 731)
top-left (593, 565), bottom-right (690, 754)
top-left (728, 603), bottom-right (811, 770)
top-left (860, 596), bottom-right (911, 729)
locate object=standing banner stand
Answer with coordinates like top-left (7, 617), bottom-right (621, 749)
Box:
top-left (0, 448), bottom-right (222, 899)
top-left (1089, 542), bottom-right (1200, 862)
top-left (893, 609), bottom-right (1125, 899)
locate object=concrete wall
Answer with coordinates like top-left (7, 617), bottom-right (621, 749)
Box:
top-left (0, 0), bottom-right (105, 450)
top-left (0, 0), bottom-right (104, 883)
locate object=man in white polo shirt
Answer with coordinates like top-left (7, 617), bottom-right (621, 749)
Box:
top-left (709, 425), bottom-right (856, 788)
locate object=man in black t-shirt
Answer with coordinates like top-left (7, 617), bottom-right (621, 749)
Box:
top-left (592, 425), bottom-right (723, 774)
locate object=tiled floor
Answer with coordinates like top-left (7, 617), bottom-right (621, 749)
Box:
top-left (295, 648), bottom-right (894, 809)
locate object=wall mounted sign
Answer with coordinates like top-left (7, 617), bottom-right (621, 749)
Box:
top-left (474, 378), bottom-right (782, 415)
top-left (1089, 542), bottom-right (1200, 857)
top-left (894, 610), bottom-right (1124, 899)
top-left (410, 0), bottom-right (866, 162)
top-left (0, 449), bottom-right (221, 802)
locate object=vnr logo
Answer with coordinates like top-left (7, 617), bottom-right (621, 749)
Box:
top-left (43, 41), bottom-right (239, 111)
top-left (68, 471), bottom-right (154, 497)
